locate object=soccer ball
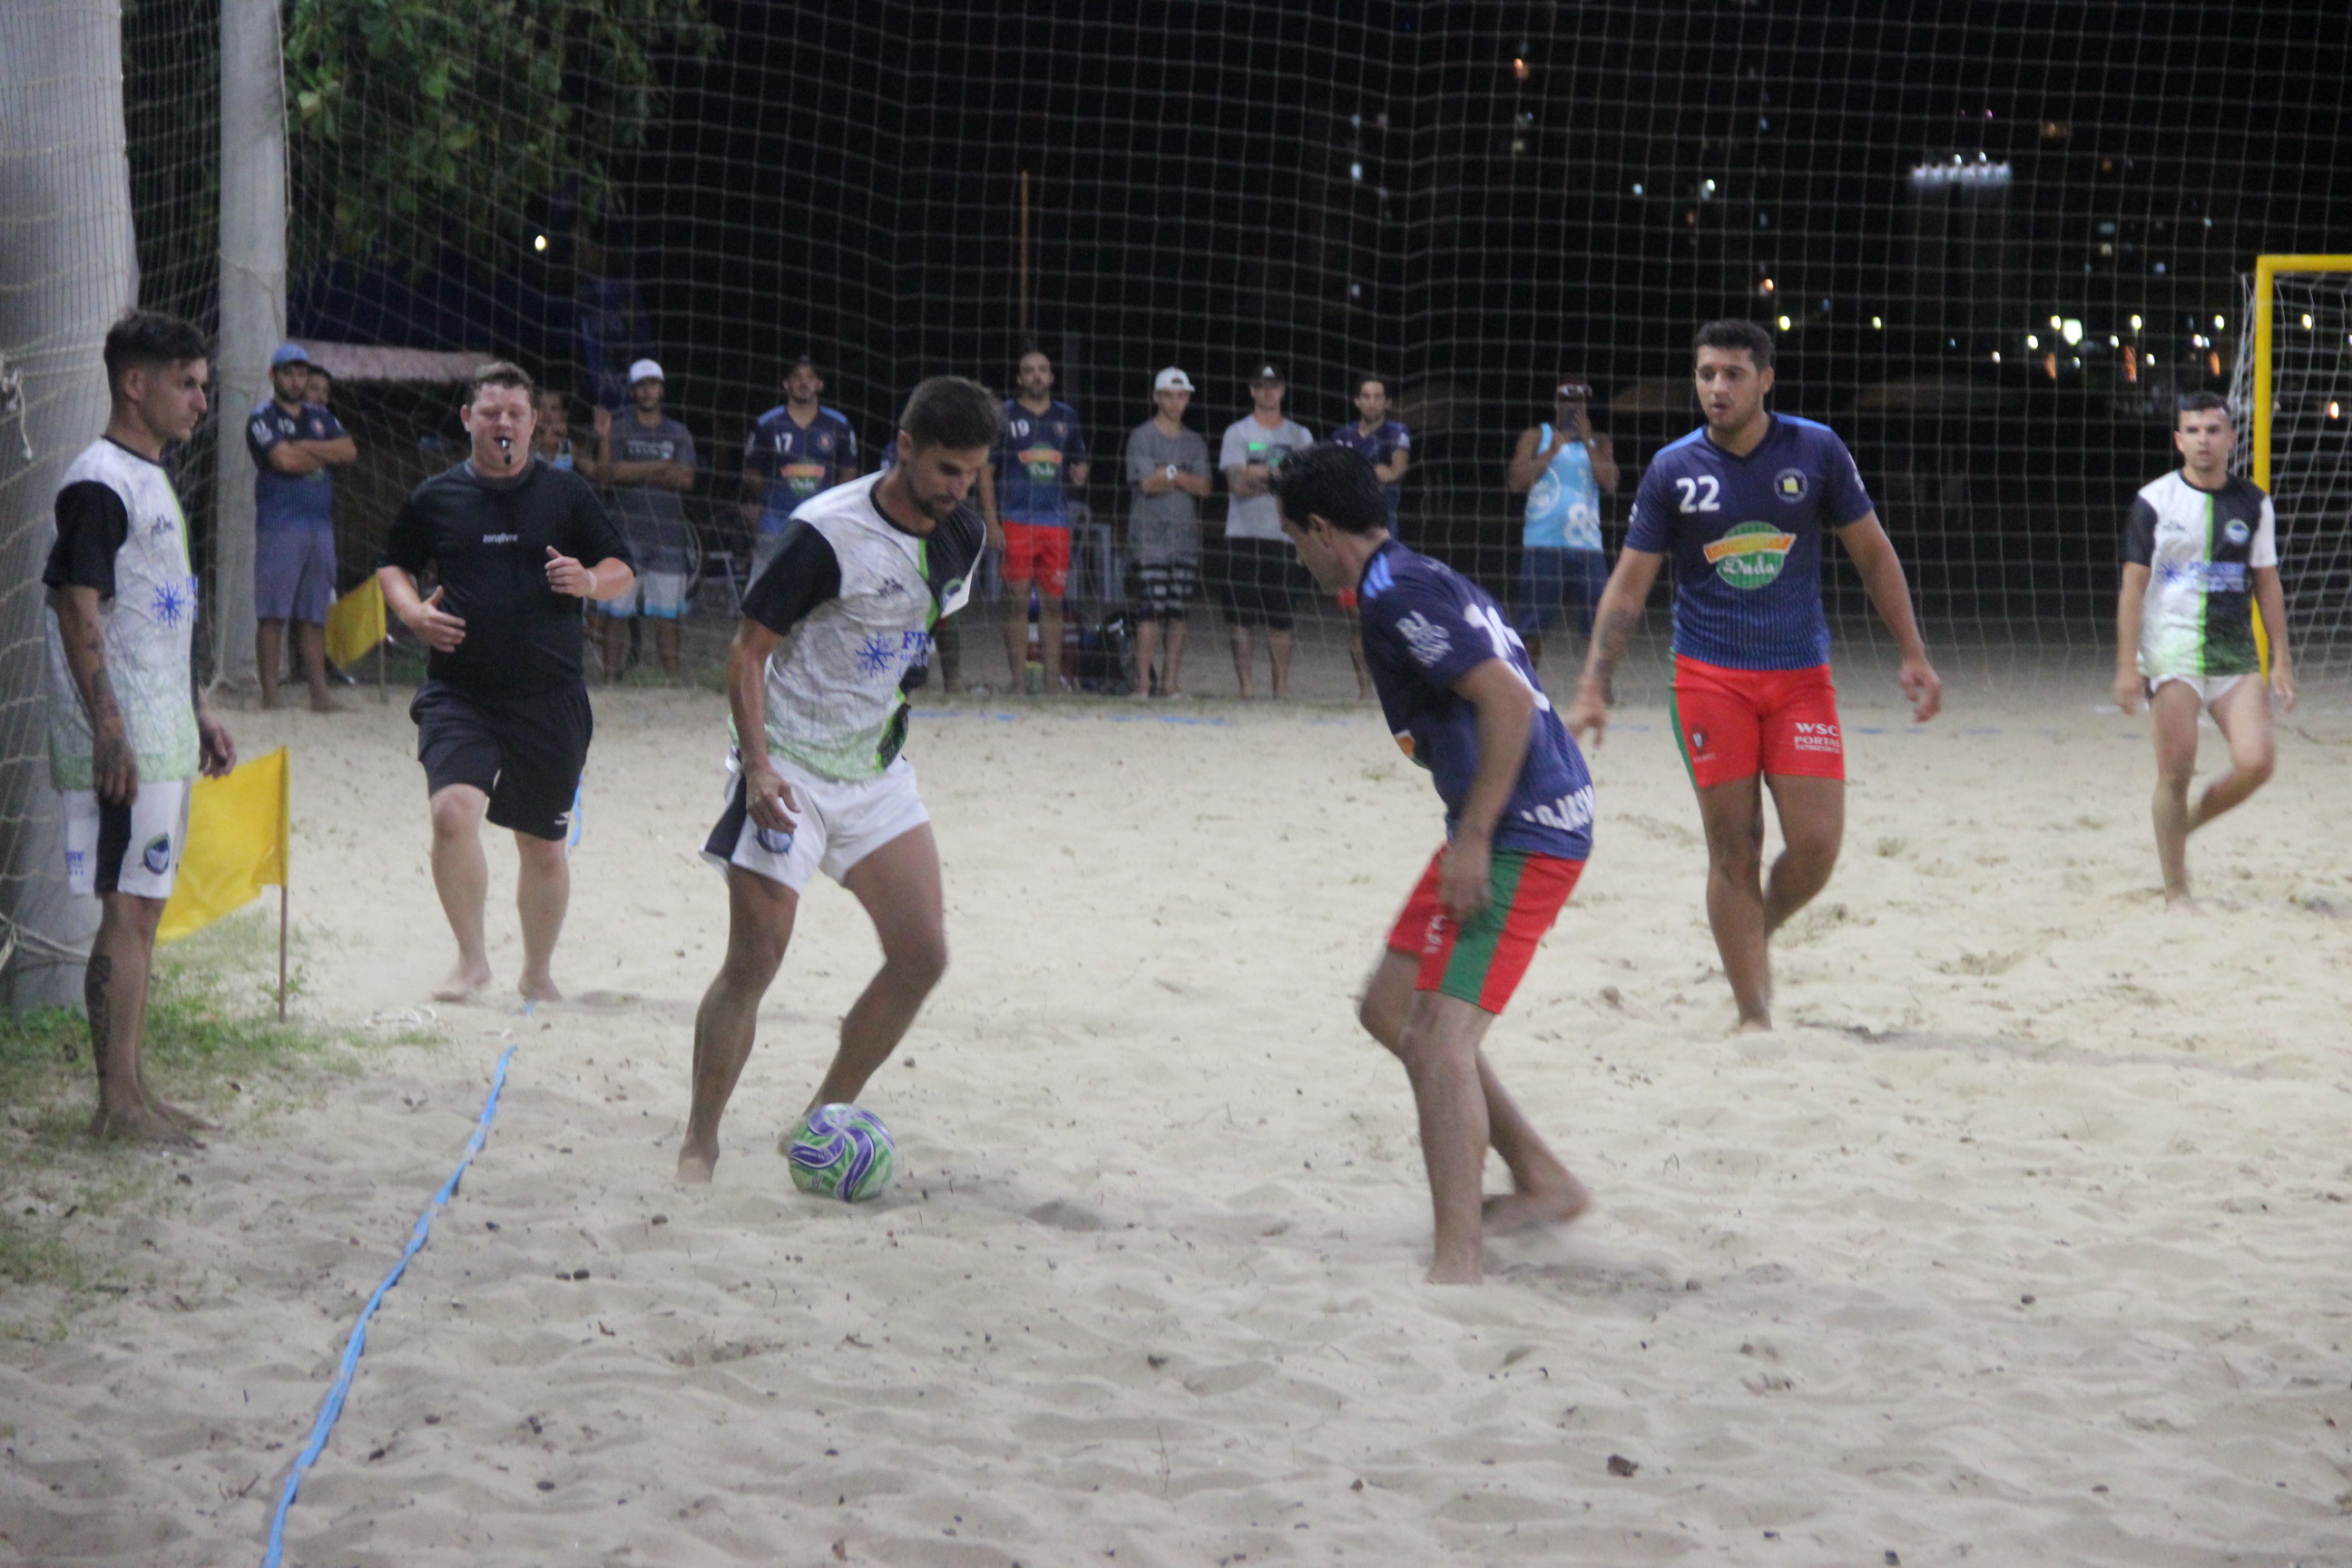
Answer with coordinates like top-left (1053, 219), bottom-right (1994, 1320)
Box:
top-left (785, 1103), bottom-right (897, 1202)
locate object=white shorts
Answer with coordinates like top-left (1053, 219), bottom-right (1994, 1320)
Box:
top-left (603, 571), bottom-right (691, 621)
top-left (63, 779), bottom-right (192, 900)
top-left (701, 754), bottom-right (929, 894)
top-left (2148, 672), bottom-right (2249, 709)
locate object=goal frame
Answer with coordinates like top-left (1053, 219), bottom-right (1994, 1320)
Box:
top-left (2246, 254), bottom-right (2352, 669)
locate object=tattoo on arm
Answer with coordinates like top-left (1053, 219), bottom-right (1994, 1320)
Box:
top-left (1587, 607), bottom-right (1642, 682)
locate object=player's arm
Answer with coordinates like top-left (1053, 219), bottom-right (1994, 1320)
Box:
top-left (653, 437), bottom-right (698, 493)
top-left (1836, 512), bottom-right (1942, 722)
top-left (979, 464), bottom-right (1003, 549)
top-left (1565, 547), bottom-right (1664, 746)
top-left (51, 586), bottom-right (136, 805)
top-left (546, 487), bottom-right (637, 601)
top-left (1176, 456), bottom-right (1214, 499)
top-left (724, 617), bottom-right (799, 833)
top-left (2112, 563), bottom-right (2150, 714)
top-left (1504, 426), bottom-right (1546, 494)
top-left (1377, 442), bottom-right (1408, 485)
top-left (2253, 564), bottom-right (2295, 711)
top-left (1438, 658), bottom-right (1538, 922)
top-left (301, 430), bottom-right (359, 467)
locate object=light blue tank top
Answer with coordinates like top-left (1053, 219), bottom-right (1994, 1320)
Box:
top-left (1523, 425), bottom-right (1602, 551)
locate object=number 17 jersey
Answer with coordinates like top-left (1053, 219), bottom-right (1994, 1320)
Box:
top-left (1624, 414), bottom-right (1875, 671)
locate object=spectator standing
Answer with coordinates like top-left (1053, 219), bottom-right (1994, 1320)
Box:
top-left (585, 358), bottom-right (697, 679)
top-left (741, 355), bottom-right (859, 580)
top-left (44, 311), bottom-right (238, 1144)
top-left (980, 350), bottom-right (1090, 694)
top-left (1506, 377), bottom-right (1621, 672)
top-left (248, 341), bottom-right (357, 710)
top-left (1218, 362), bottom-right (1314, 698)
top-left (1122, 367), bottom-right (1214, 697)
top-left (1324, 375), bottom-right (1411, 698)
top-left (303, 362), bottom-right (334, 411)
top-left (533, 387), bottom-right (581, 470)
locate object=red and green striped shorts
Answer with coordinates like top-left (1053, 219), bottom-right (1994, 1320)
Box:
top-left (1385, 846), bottom-right (1584, 1014)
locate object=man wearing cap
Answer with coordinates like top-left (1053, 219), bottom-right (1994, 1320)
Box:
top-left (982, 350), bottom-right (1090, 694)
top-left (1506, 377), bottom-right (1621, 673)
top-left (585, 358), bottom-right (698, 678)
top-left (1122, 368), bottom-right (1214, 697)
top-left (1218, 363), bottom-right (1315, 698)
top-left (741, 355), bottom-right (859, 581)
top-left (247, 342), bottom-right (358, 710)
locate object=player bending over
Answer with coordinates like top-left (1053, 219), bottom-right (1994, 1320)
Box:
top-left (1275, 444), bottom-right (1595, 1286)
top-left (1567, 319), bottom-right (1941, 1032)
top-left (2113, 392), bottom-right (2295, 904)
top-left (677, 377), bottom-right (991, 1183)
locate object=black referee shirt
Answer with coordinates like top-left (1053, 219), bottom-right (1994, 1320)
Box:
top-left (379, 459), bottom-right (634, 699)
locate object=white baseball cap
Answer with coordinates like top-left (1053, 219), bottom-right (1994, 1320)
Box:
top-left (627, 358), bottom-right (665, 385)
top-left (1153, 367), bottom-right (1195, 393)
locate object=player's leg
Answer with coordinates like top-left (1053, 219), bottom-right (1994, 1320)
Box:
top-left (256, 618), bottom-right (286, 709)
top-left (1391, 989), bottom-right (1498, 1283)
top-left (83, 892), bottom-right (186, 1142)
top-left (492, 685), bottom-right (591, 1003)
top-left (1037, 534), bottom-right (1070, 693)
top-left (426, 784), bottom-right (495, 998)
top-left (1229, 615), bottom-right (1258, 700)
top-left (1694, 777), bottom-right (1772, 1027)
top-left (1761, 774), bottom-right (1843, 935)
top-left (680, 865), bottom-right (799, 1181)
top-left (812, 823), bottom-right (947, 1107)
top-left (1511, 550), bottom-right (1556, 672)
top-left (512, 830), bottom-right (569, 1004)
top-left (1561, 549), bottom-right (1611, 672)
top-left (2147, 678), bottom-right (2202, 900)
top-left (1266, 556), bottom-right (1297, 698)
top-left (2191, 674), bottom-right (2275, 831)
top-left (297, 530), bottom-right (341, 710)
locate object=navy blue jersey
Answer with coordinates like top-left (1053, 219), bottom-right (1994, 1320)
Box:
top-left (1357, 540), bottom-right (1594, 860)
top-left (1623, 414), bottom-right (1874, 670)
top-left (247, 400), bottom-right (348, 532)
top-left (744, 405), bottom-right (858, 533)
top-left (1326, 418), bottom-right (1411, 521)
top-left (994, 398), bottom-right (1086, 525)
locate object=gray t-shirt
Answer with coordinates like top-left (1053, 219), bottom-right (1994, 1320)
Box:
top-left (1219, 416), bottom-right (1314, 540)
top-left (1123, 420), bottom-right (1211, 562)
top-left (608, 414), bottom-right (696, 575)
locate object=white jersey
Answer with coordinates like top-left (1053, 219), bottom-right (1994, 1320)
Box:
top-left (44, 438), bottom-right (201, 789)
top-left (740, 473), bottom-right (985, 780)
top-left (2122, 471), bottom-right (2277, 679)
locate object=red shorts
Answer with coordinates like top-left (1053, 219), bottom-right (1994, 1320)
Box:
top-left (1385, 847), bottom-right (1583, 1014)
top-left (1670, 655), bottom-right (1844, 789)
top-left (999, 521), bottom-right (1071, 597)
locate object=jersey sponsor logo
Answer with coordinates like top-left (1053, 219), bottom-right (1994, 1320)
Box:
top-left (141, 833), bottom-right (172, 875)
top-left (150, 576), bottom-right (193, 627)
top-left (482, 532), bottom-right (520, 544)
top-left (1790, 719), bottom-right (1842, 753)
top-left (1774, 467), bottom-right (1810, 502)
top-left (1702, 521), bottom-right (1797, 589)
top-left (2224, 518), bottom-right (2250, 545)
top-left (1518, 783), bottom-right (1595, 835)
top-left (1396, 610), bottom-right (1455, 667)
top-left (781, 460), bottom-right (828, 496)
top-left (1017, 445), bottom-right (1063, 483)
top-left (2160, 559), bottom-right (2247, 593)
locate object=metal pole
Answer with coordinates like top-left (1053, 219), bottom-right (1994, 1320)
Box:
top-left (213, 0), bottom-right (290, 688)
top-left (0, 0), bottom-right (135, 1013)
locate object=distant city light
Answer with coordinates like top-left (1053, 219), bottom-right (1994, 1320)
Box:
top-left (2130, 314), bottom-right (2143, 329)
top-left (2062, 319), bottom-right (2083, 345)
top-left (1703, 179), bottom-right (1718, 194)
top-left (1777, 315), bottom-right (1792, 331)
top-left (2214, 315), bottom-right (2226, 328)
top-left (2331, 401), bottom-right (2343, 420)
top-left (1632, 182), bottom-right (1644, 194)
top-left (1871, 317), bottom-right (1884, 329)
top-left (1991, 351), bottom-right (2002, 363)
top-left (1513, 57), bottom-right (1530, 81)
top-left (2109, 335), bottom-right (2120, 347)
top-left (1759, 278), bottom-right (1776, 294)
top-left (1350, 162), bottom-right (1364, 180)
top-left (1907, 161), bottom-right (2012, 187)
top-left (2148, 353), bottom-right (2158, 364)
top-left (2026, 334), bottom-right (2040, 349)
top-left (2049, 316), bottom-right (2063, 328)
top-left (533, 235), bottom-right (548, 252)
top-left (2302, 313), bottom-right (2316, 328)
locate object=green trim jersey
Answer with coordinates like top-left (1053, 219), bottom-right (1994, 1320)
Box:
top-left (738, 473), bottom-right (983, 780)
top-left (2122, 471), bottom-right (2277, 679)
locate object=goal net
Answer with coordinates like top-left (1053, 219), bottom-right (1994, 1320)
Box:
top-left (2233, 261), bottom-right (2352, 685)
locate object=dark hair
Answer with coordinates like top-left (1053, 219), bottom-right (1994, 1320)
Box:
top-left (786, 355), bottom-right (821, 379)
top-left (1692, 318), bottom-right (1774, 371)
top-left (1271, 443), bottom-right (1389, 536)
top-left (1356, 375), bottom-right (1387, 397)
top-left (2177, 391), bottom-right (2231, 421)
top-left (103, 310), bottom-right (209, 396)
top-left (467, 360), bottom-right (536, 402)
top-left (899, 376), bottom-right (999, 451)
top-left (307, 365), bottom-right (334, 384)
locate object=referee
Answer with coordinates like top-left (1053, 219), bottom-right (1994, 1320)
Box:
top-left (377, 362), bottom-right (636, 1003)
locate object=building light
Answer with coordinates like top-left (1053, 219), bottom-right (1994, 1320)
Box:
top-left (533, 234), bottom-right (549, 252)
top-left (2049, 315), bottom-right (2063, 328)
top-left (2130, 314), bottom-right (2143, 330)
top-left (2025, 334), bottom-right (2039, 348)
top-left (1350, 162), bottom-right (1364, 179)
top-left (1632, 182), bottom-right (1644, 195)
top-left (2330, 401), bottom-right (2343, 420)
top-left (2208, 351), bottom-right (2221, 375)
top-left (1777, 316), bottom-right (1792, 331)
top-left (1759, 278), bottom-right (1776, 294)
top-left (2302, 313), bottom-right (2315, 328)
top-left (2062, 319), bottom-right (2084, 346)
top-left (1704, 179), bottom-right (1717, 193)
top-left (1908, 161), bottom-right (2012, 187)
top-left (1871, 317), bottom-right (1884, 329)
top-left (2148, 353), bottom-right (2158, 365)
top-left (1991, 351), bottom-right (2002, 363)
top-left (2213, 315), bottom-right (2226, 328)
top-left (2109, 335), bottom-right (2120, 347)
top-left (1513, 57), bottom-right (1530, 81)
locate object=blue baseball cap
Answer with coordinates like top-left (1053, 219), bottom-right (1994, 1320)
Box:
top-left (270, 342), bottom-right (311, 368)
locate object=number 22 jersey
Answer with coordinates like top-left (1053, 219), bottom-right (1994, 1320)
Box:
top-left (1624, 414), bottom-right (1875, 671)
top-left (1357, 539), bottom-right (1594, 861)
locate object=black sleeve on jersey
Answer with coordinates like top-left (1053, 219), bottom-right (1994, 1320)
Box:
top-left (43, 481), bottom-right (131, 597)
top-left (2121, 496), bottom-right (2158, 566)
top-left (377, 482), bottom-right (436, 576)
top-left (561, 471), bottom-right (636, 571)
top-left (741, 520), bottom-right (842, 637)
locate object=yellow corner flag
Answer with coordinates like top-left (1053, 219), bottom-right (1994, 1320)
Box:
top-left (324, 576), bottom-right (387, 670)
top-left (160, 748), bottom-right (290, 945)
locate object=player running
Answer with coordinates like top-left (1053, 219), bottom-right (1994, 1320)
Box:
top-left (2113, 391), bottom-right (2295, 904)
top-left (677, 377), bottom-right (991, 1184)
top-left (1275, 444), bottom-right (1596, 1286)
top-left (1567, 319), bottom-right (1940, 1032)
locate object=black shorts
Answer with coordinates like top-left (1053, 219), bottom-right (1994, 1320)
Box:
top-left (1219, 537), bottom-right (1299, 631)
top-left (411, 679), bottom-right (593, 841)
top-left (1129, 557), bottom-right (1200, 622)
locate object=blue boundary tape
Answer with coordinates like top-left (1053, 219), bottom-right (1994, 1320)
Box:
top-left (260, 1044), bottom-right (516, 1567)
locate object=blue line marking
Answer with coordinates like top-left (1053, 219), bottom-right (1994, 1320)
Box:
top-left (261, 1044), bottom-right (516, 1567)
top-left (1102, 713), bottom-right (1230, 727)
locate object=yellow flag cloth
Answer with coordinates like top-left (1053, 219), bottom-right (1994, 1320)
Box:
top-left (324, 575), bottom-right (387, 669)
top-left (159, 748), bottom-right (289, 944)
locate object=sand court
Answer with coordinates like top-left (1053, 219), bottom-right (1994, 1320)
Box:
top-left (5, 671), bottom-right (2351, 1566)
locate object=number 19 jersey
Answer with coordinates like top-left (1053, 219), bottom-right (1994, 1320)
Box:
top-left (1624, 414), bottom-right (1876, 671)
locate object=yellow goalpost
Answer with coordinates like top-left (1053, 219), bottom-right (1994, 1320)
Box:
top-left (2248, 253), bottom-right (2352, 670)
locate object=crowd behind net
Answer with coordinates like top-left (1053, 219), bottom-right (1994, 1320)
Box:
top-left (119, 1), bottom-right (2352, 696)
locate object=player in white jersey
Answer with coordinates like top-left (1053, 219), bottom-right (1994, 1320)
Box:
top-left (42, 312), bottom-right (238, 1144)
top-left (676, 377), bottom-right (993, 1183)
top-left (2112, 392), bottom-right (2295, 903)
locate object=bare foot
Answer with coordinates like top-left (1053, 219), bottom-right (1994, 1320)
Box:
top-left (309, 695), bottom-right (347, 714)
top-left (2164, 888), bottom-right (2201, 912)
top-left (1425, 1257), bottom-right (1484, 1286)
top-left (434, 961), bottom-right (494, 1003)
top-left (1483, 1174), bottom-right (1592, 1236)
top-left (1732, 1013), bottom-right (1775, 1034)
top-left (517, 972), bottom-right (564, 1004)
top-left (146, 1094), bottom-right (219, 1134)
top-left (90, 1102), bottom-right (202, 1148)
top-left (258, 691), bottom-right (279, 711)
top-left (674, 1146), bottom-right (717, 1183)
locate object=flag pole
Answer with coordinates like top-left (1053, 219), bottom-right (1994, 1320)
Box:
top-left (277, 881), bottom-right (288, 1021)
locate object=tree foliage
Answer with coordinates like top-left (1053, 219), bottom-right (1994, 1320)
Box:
top-left (285, 0), bottom-right (719, 267)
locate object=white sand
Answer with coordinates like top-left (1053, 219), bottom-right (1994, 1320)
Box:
top-left (5, 670), bottom-right (2352, 1566)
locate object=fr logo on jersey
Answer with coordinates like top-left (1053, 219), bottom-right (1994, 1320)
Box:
top-left (1701, 521), bottom-right (1796, 590)
top-left (1774, 468), bottom-right (1809, 502)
